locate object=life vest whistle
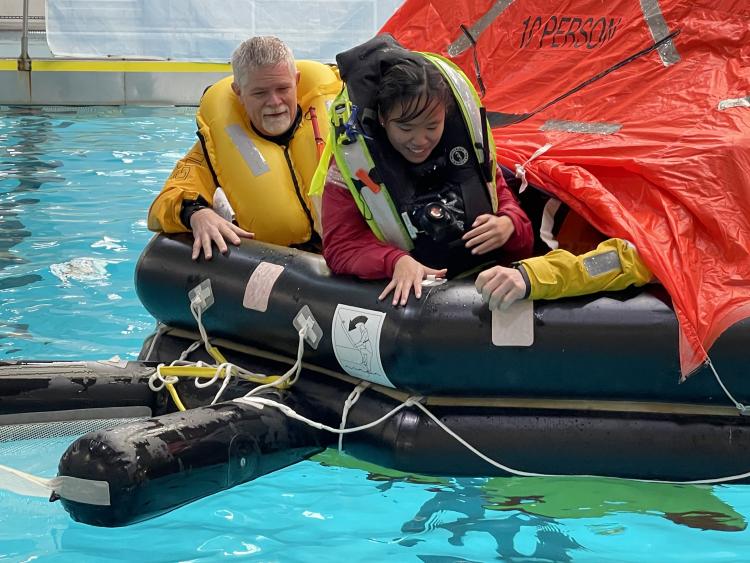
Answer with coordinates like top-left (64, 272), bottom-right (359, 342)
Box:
top-left (355, 169), bottom-right (381, 193)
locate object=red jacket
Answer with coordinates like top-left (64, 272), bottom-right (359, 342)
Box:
top-left (322, 163), bottom-right (533, 279)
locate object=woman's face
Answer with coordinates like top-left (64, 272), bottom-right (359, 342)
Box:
top-left (382, 99), bottom-right (446, 164)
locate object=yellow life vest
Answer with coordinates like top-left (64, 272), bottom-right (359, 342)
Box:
top-left (197, 60), bottom-right (341, 246)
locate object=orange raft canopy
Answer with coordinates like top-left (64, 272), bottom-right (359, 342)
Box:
top-left (382, 0), bottom-right (750, 377)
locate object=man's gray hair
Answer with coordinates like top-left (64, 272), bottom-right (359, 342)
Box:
top-left (231, 36), bottom-right (295, 89)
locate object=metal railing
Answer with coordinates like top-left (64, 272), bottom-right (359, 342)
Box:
top-left (19, 0), bottom-right (31, 70)
top-left (2, 2), bottom-right (44, 70)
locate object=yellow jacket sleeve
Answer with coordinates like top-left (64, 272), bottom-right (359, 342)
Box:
top-left (147, 141), bottom-right (218, 232)
top-left (518, 238), bottom-right (653, 300)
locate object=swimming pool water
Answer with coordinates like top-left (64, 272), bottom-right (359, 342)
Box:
top-left (0, 106), bottom-right (189, 359)
top-left (2, 107), bottom-right (750, 562)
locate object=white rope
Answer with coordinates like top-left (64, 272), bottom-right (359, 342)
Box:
top-left (240, 325), bottom-right (308, 399)
top-left (706, 356), bottom-right (749, 414)
top-left (514, 143), bottom-right (552, 193)
top-left (160, 286), bottom-right (750, 485)
top-left (178, 340), bottom-right (203, 362)
top-left (141, 322), bottom-right (168, 362)
top-left (410, 402), bottom-right (549, 477)
top-left (234, 382), bottom-right (750, 486)
top-left (338, 382), bottom-right (371, 452)
top-left (233, 394), bottom-right (422, 435)
top-left (148, 298), bottom-right (299, 401)
top-left (192, 361), bottom-right (223, 388)
top-left (147, 366), bottom-right (178, 392)
top-left (191, 304), bottom-right (310, 404)
top-left (191, 301), bottom-right (218, 360)
top-left (409, 401), bottom-right (750, 485)
top-left (209, 363), bottom-right (236, 405)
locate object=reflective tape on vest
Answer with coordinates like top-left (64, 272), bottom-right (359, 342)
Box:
top-left (428, 56), bottom-right (487, 165)
top-left (225, 124), bottom-right (271, 177)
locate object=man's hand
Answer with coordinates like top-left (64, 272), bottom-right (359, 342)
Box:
top-left (462, 214), bottom-right (515, 255)
top-left (189, 208), bottom-right (254, 260)
top-left (475, 265), bottom-right (528, 311)
top-left (378, 255), bottom-right (447, 307)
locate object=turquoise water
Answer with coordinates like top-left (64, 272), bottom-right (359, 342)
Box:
top-left (0, 106), bottom-right (186, 359)
top-left (2, 107), bottom-right (750, 562)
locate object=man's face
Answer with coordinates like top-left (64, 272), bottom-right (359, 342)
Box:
top-left (233, 62), bottom-right (299, 136)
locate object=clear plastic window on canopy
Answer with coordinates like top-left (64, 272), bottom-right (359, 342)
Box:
top-left (45, 0), bottom-right (403, 62)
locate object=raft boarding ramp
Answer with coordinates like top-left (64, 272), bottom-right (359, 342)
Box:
top-left (0, 0), bottom-right (401, 106)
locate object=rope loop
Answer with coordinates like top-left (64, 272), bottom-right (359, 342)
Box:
top-left (514, 143), bottom-right (552, 193)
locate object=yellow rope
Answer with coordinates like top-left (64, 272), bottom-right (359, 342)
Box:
top-left (159, 357), bottom-right (293, 411)
top-left (165, 383), bottom-right (187, 412)
top-left (159, 365), bottom-right (283, 385)
top-left (207, 346), bottom-right (228, 364)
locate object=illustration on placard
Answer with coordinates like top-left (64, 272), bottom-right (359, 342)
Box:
top-left (331, 304), bottom-right (392, 387)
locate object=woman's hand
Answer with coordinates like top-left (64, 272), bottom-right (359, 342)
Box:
top-left (475, 266), bottom-right (528, 310)
top-left (462, 214), bottom-right (515, 255)
top-left (378, 255), bottom-right (447, 306)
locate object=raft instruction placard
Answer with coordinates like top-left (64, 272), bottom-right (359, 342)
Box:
top-left (331, 304), bottom-right (392, 387)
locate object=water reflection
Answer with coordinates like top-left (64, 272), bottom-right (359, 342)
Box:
top-left (0, 107), bottom-right (65, 276)
top-left (481, 477), bottom-right (746, 533)
top-left (400, 478), bottom-right (582, 562)
top-left (316, 450), bottom-right (746, 560)
top-left (317, 452), bottom-right (581, 560)
top-left (1, 108), bottom-right (66, 348)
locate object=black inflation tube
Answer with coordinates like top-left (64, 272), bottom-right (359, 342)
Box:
top-left (55, 390), bottom-right (327, 527)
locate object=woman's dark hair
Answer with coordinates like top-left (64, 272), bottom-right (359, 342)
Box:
top-left (376, 58), bottom-right (453, 124)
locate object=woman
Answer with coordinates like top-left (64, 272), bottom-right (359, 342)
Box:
top-left (321, 35), bottom-right (533, 306)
